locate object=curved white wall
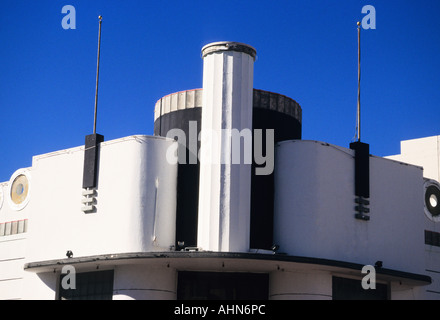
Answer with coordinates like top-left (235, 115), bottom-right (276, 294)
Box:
top-left (274, 140), bottom-right (425, 275)
top-left (269, 270), bottom-right (332, 300)
top-left (113, 265), bottom-right (177, 300)
top-left (25, 135), bottom-right (177, 263)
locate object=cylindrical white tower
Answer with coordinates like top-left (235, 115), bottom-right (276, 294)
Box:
top-left (197, 41), bottom-right (256, 252)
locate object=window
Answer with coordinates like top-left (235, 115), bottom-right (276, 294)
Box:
top-left (332, 276), bottom-right (388, 300)
top-left (425, 230), bottom-right (440, 247)
top-left (424, 180), bottom-right (440, 222)
top-left (177, 272), bottom-right (269, 300)
top-left (59, 270), bottom-right (114, 300)
top-left (7, 170), bottom-right (31, 211)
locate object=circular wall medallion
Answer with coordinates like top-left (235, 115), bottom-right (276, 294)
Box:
top-left (424, 179), bottom-right (440, 222)
top-left (8, 169), bottom-right (31, 211)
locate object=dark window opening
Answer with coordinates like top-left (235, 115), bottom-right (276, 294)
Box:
top-left (425, 230), bottom-right (440, 247)
top-left (59, 270), bottom-right (114, 300)
top-left (332, 276), bottom-right (388, 300)
top-left (177, 271), bottom-right (269, 300)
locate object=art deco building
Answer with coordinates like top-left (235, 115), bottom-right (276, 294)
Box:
top-left (0, 42), bottom-right (438, 300)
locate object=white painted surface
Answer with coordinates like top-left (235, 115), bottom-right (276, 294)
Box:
top-left (269, 270), bottom-right (332, 300)
top-left (0, 120), bottom-right (437, 299)
top-left (21, 272), bottom-right (57, 300)
top-left (386, 135), bottom-right (440, 299)
top-left (197, 43), bottom-right (255, 252)
top-left (0, 235), bottom-right (27, 299)
top-left (0, 133), bottom-right (436, 300)
top-left (0, 135), bottom-right (178, 299)
top-left (390, 282), bottom-right (424, 300)
top-left (386, 135), bottom-right (440, 182)
top-left (273, 140), bottom-right (426, 275)
top-left (113, 265), bottom-right (177, 300)
top-left (24, 135), bottom-right (177, 263)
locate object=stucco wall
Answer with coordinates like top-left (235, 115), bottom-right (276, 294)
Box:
top-left (24, 136), bottom-right (177, 263)
top-left (273, 140), bottom-right (425, 275)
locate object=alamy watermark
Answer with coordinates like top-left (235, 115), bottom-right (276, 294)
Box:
top-left (165, 121), bottom-right (274, 176)
top-left (59, 4), bottom-right (375, 31)
top-left (61, 5), bottom-right (76, 30)
top-left (61, 265), bottom-right (76, 290)
top-left (361, 5), bottom-right (376, 30)
top-left (361, 265), bottom-right (376, 290)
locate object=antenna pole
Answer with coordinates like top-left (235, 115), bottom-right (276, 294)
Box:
top-left (93, 16), bottom-right (103, 135)
top-left (357, 21), bottom-right (361, 142)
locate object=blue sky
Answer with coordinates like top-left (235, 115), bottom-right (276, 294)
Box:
top-left (1, 0), bottom-right (439, 182)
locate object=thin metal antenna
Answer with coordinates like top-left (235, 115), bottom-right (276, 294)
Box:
top-left (93, 16), bottom-right (103, 135)
top-left (356, 21), bottom-right (361, 142)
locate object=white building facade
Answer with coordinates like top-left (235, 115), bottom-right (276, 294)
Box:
top-left (0, 42), bottom-right (438, 300)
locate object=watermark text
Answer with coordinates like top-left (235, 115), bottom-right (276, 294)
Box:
top-left (61, 5), bottom-right (76, 30)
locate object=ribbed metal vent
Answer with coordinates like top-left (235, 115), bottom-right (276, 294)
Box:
top-left (154, 89), bottom-right (203, 122)
top-left (253, 89), bottom-right (301, 123)
top-left (154, 89), bottom-right (301, 123)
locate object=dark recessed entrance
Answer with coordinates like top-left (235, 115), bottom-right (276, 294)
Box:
top-left (332, 276), bottom-right (388, 300)
top-left (177, 271), bottom-right (269, 300)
